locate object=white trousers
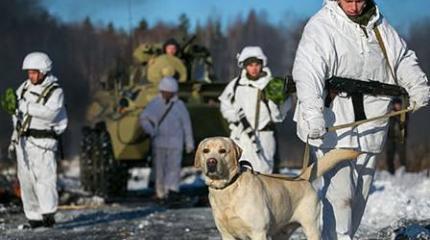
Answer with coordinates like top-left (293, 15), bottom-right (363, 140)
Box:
top-left (16, 138), bottom-right (58, 220)
top-left (233, 130), bottom-right (276, 174)
top-left (312, 148), bottom-right (376, 240)
top-left (153, 147), bottom-right (182, 199)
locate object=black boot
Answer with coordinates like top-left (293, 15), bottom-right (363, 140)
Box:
top-left (42, 213), bottom-right (56, 227)
top-left (21, 220), bottom-right (44, 229)
top-left (29, 220), bottom-right (45, 228)
top-left (165, 190), bottom-right (183, 208)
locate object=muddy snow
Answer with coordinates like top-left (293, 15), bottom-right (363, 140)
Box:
top-left (1, 161), bottom-right (430, 239)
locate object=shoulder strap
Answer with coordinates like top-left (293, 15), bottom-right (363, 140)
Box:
top-left (18, 82), bottom-right (59, 135)
top-left (229, 73), bottom-right (242, 104)
top-left (374, 26), bottom-right (408, 143)
top-left (260, 91), bottom-right (273, 122)
top-left (19, 82), bottom-right (29, 100)
top-left (374, 26), bottom-right (398, 85)
top-left (158, 101), bottom-right (175, 127)
top-left (254, 89), bottom-right (262, 130)
top-left (42, 84), bottom-right (59, 105)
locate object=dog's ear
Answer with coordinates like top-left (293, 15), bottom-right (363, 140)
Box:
top-left (227, 138), bottom-right (242, 165)
top-left (194, 138), bottom-right (207, 169)
top-left (233, 141), bottom-right (242, 162)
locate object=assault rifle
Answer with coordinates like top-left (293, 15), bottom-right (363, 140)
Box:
top-left (233, 108), bottom-right (262, 154)
top-left (284, 75), bottom-right (409, 99)
top-left (284, 75), bottom-right (409, 141)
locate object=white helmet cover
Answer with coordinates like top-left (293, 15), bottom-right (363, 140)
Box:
top-left (159, 76), bottom-right (179, 92)
top-left (22, 52), bottom-right (53, 74)
top-left (237, 46), bottom-right (267, 68)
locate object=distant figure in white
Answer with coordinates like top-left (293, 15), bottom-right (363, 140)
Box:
top-left (293, 0), bottom-right (430, 239)
top-left (139, 76), bottom-right (194, 201)
top-left (219, 46), bottom-right (291, 173)
top-left (9, 52), bottom-right (68, 229)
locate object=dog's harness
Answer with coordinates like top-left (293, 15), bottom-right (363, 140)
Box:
top-left (208, 160), bottom-right (307, 191)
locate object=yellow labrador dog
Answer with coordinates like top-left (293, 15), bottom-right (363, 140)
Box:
top-left (194, 137), bottom-right (360, 240)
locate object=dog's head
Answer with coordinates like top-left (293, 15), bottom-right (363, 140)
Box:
top-left (194, 137), bottom-right (242, 189)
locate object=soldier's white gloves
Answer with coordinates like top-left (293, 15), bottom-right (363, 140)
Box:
top-left (407, 101), bottom-right (417, 113)
top-left (409, 92), bottom-right (429, 112)
top-left (232, 107), bottom-right (245, 123)
top-left (408, 100), bottom-right (426, 113)
top-left (8, 142), bottom-right (16, 160)
top-left (186, 144), bottom-right (194, 154)
top-left (307, 117), bottom-right (326, 139)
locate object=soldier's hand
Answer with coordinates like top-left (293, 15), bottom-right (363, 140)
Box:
top-left (186, 144), bottom-right (194, 154)
top-left (407, 101), bottom-right (423, 113)
top-left (307, 117), bottom-right (326, 139)
top-left (409, 93), bottom-right (429, 113)
top-left (8, 142), bottom-right (16, 161)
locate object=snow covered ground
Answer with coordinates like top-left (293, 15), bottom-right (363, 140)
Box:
top-left (116, 165), bottom-right (430, 238)
top-left (357, 168), bottom-right (430, 238)
top-left (1, 159), bottom-right (429, 239)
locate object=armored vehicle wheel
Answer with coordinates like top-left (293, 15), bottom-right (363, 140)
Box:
top-left (95, 122), bottom-right (129, 198)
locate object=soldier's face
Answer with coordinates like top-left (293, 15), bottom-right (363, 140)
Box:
top-left (161, 91), bottom-right (175, 102)
top-left (337, 0), bottom-right (367, 17)
top-left (165, 45), bottom-right (178, 56)
top-left (245, 62), bottom-right (262, 79)
top-left (27, 70), bottom-right (45, 85)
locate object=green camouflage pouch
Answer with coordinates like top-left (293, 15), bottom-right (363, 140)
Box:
top-left (264, 76), bottom-right (287, 105)
top-left (1, 88), bottom-right (17, 115)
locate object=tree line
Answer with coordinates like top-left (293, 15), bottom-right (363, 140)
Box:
top-left (1, 0), bottom-right (429, 164)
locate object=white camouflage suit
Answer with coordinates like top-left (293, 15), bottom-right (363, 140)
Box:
top-left (219, 48), bottom-right (291, 173)
top-left (139, 78), bottom-right (194, 199)
top-left (11, 74), bottom-right (68, 221)
top-left (293, 1), bottom-right (429, 239)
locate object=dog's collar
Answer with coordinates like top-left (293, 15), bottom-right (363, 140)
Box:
top-left (209, 161), bottom-right (256, 190)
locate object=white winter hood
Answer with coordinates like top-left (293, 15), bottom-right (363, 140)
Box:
top-left (324, 0), bottom-right (381, 29)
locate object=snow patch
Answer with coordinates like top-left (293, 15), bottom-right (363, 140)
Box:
top-left (359, 169), bottom-right (430, 234)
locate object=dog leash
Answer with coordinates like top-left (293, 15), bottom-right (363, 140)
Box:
top-left (326, 106), bottom-right (412, 132)
top-left (258, 106), bottom-right (414, 181)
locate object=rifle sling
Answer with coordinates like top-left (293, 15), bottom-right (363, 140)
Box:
top-left (374, 27), bottom-right (397, 84)
top-left (157, 101), bottom-right (175, 128)
top-left (254, 89), bottom-right (261, 131)
top-left (375, 26), bottom-right (407, 143)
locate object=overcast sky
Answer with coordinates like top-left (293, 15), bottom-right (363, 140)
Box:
top-left (40, 0), bottom-right (430, 34)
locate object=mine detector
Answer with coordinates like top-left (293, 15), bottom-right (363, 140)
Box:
top-left (80, 37), bottom-right (229, 197)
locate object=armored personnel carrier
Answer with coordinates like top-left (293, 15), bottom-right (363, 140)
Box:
top-left (80, 37), bottom-right (229, 197)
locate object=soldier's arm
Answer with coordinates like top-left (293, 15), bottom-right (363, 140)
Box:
top-left (218, 80), bottom-right (240, 123)
top-left (179, 102), bottom-right (194, 149)
top-left (27, 88), bottom-right (64, 122)
top-left (385, 23), bottom-right (429, 109)
top-left (139, 107), bottom-right (157, 137)
top-left (292, 22), bottom-right (332, 122)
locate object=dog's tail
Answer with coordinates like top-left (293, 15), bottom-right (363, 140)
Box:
top-left (300, 149), bottom-right (361, 182)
